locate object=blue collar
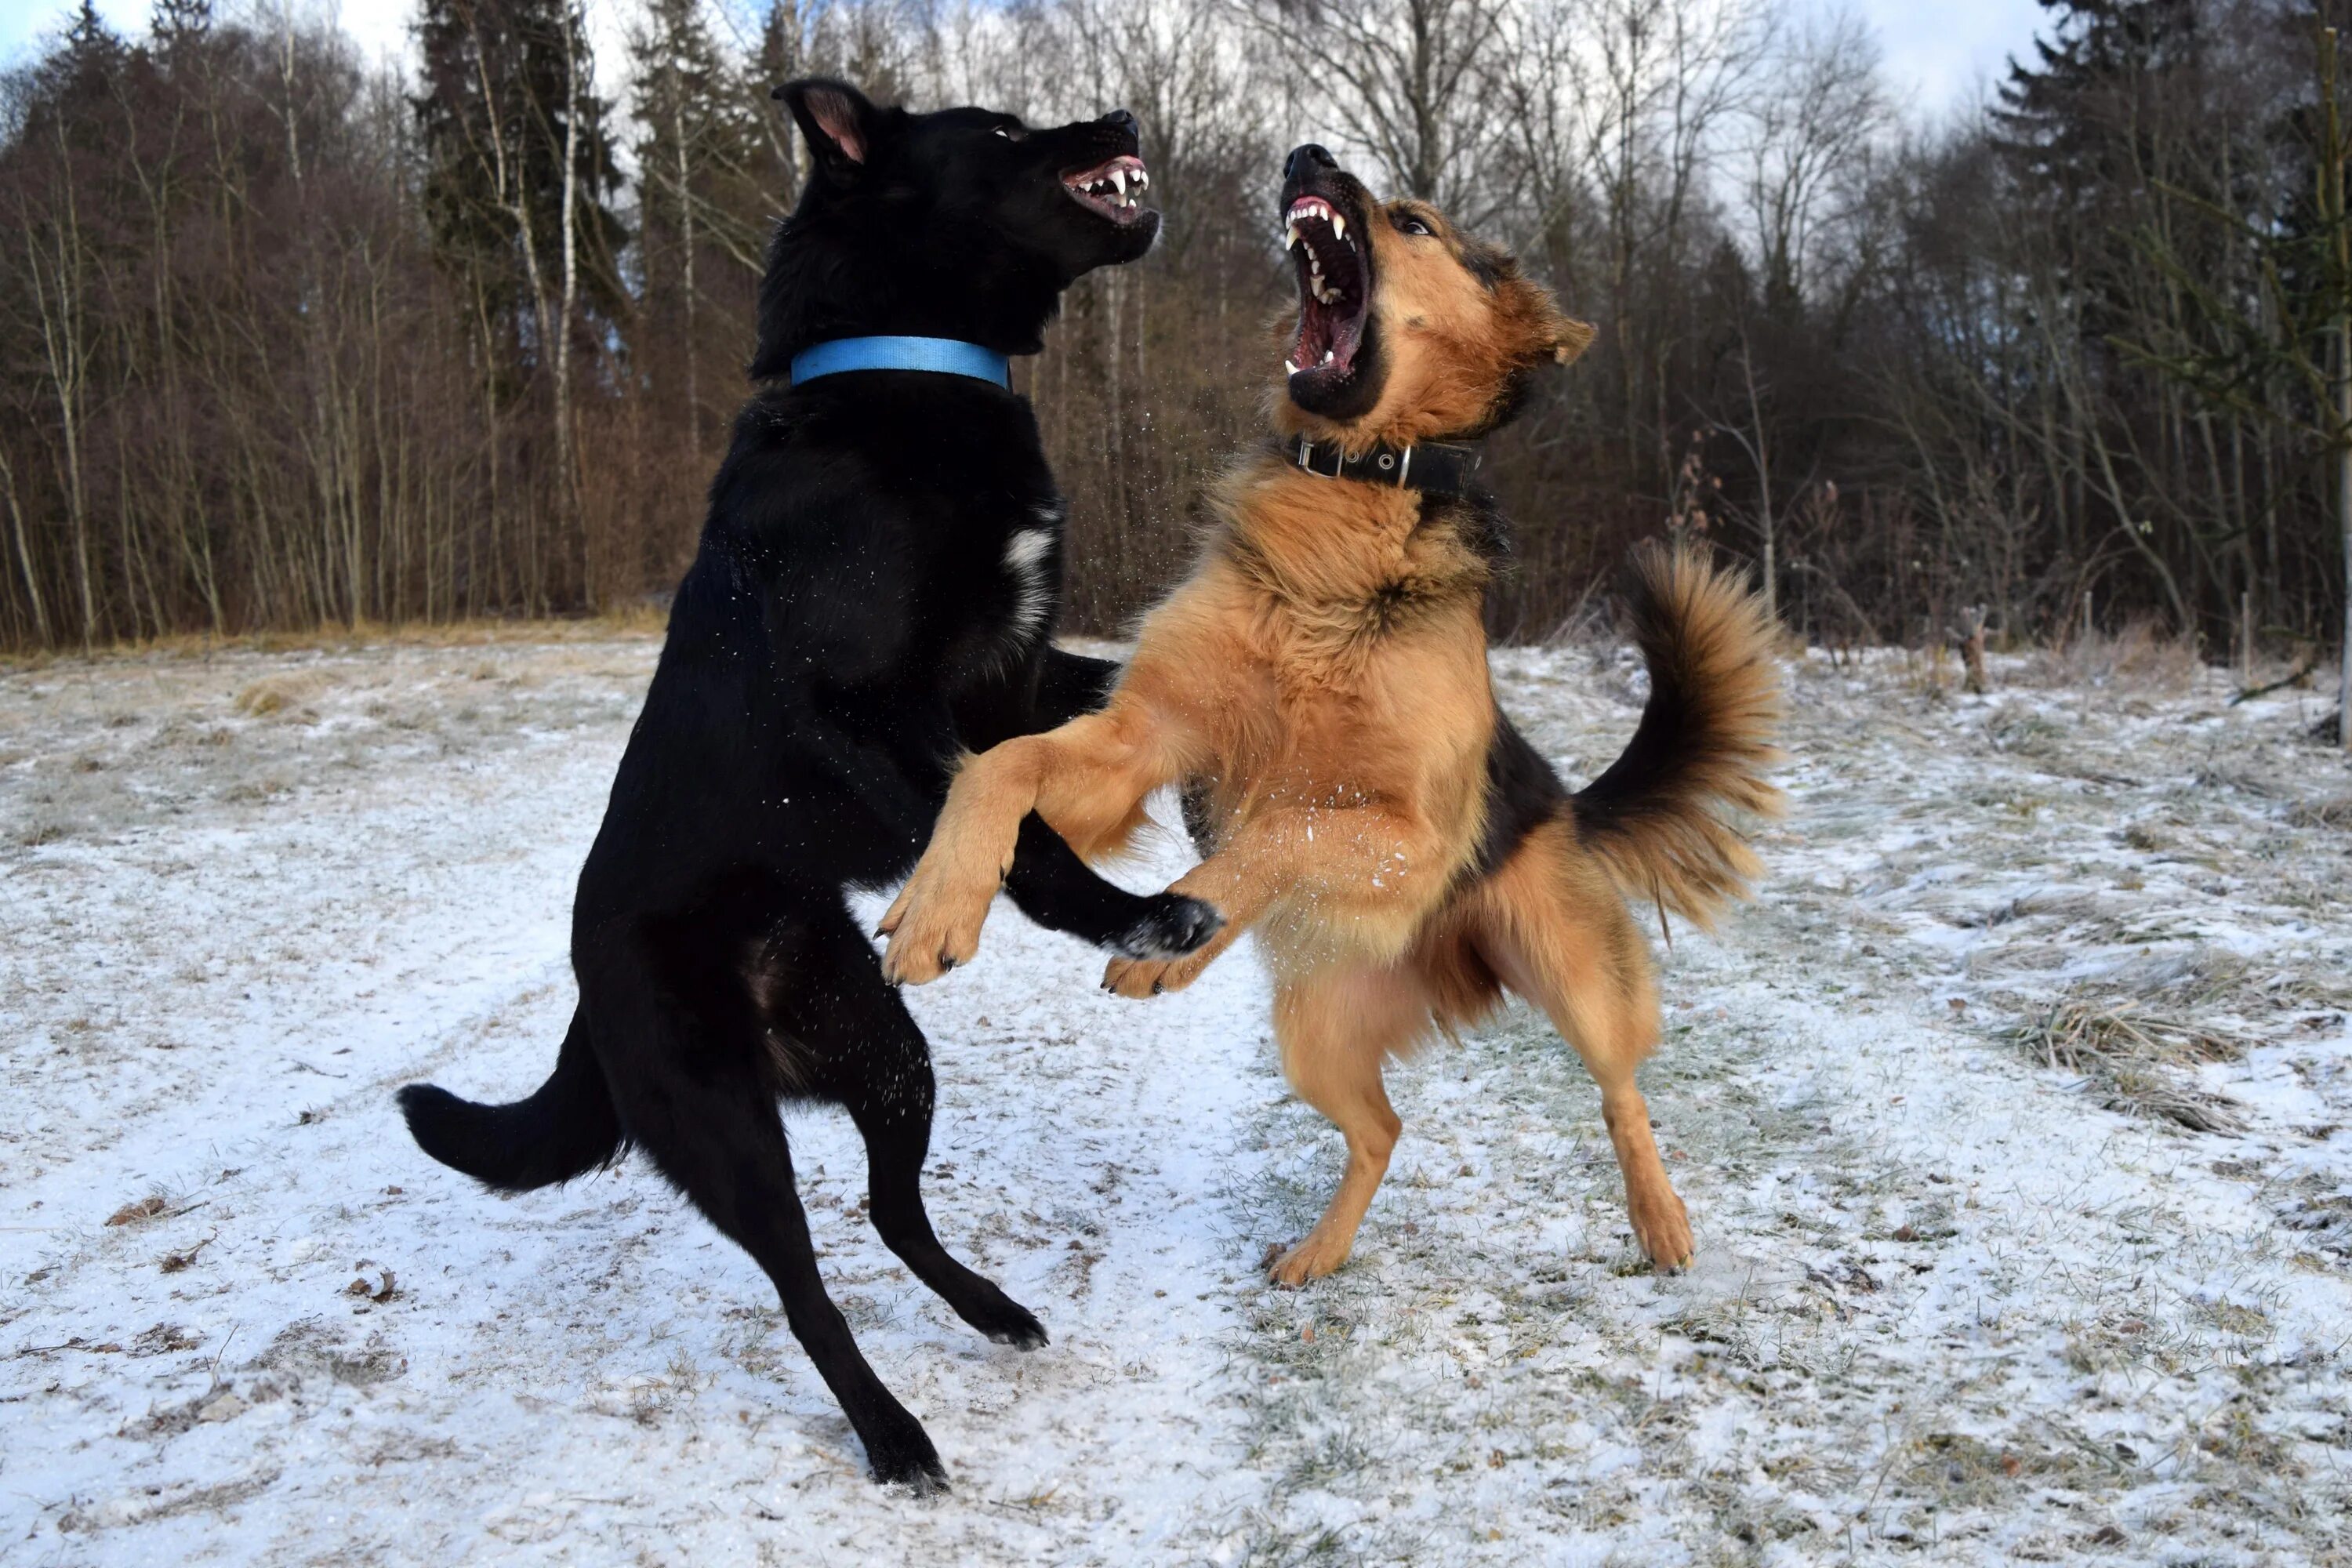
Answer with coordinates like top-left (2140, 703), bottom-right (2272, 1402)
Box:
top-left (789, 336), bottom-right (1011, 390)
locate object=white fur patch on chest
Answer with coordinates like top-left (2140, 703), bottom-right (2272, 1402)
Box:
top-left (1001, 509), bottom-right (1060, 644)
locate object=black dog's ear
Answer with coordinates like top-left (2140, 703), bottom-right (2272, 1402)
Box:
top-left (775, 78), bottom-right (880, 186)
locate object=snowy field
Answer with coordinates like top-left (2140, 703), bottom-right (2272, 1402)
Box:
top-left (2, 629), bottom-right (2350, 1566)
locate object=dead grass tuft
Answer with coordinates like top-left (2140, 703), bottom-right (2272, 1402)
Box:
top-left (2286, 793), bottom-right (2352, 829)
top-left (2021, 619), bottom-right (2201, 694)
top-left (232, 673), bottom-right (326, 717)
top-left (2009, 992), bottom-right (2250, 1132)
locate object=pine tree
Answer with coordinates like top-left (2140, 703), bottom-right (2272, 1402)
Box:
top-left (34, 0), bottom-right (130, 138)
top-left (412, 0), bottom-right (627, 384)
top-left (1992, 0), bottom-right (2208, 331)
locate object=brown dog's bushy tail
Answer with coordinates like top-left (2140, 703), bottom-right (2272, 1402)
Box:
top-left (1570, 542), bottom-right (1784, 930)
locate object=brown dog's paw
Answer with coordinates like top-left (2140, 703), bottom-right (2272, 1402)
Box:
top-left (1265, 1231), bottom-right (1351, 1287)
top-left (880, 867), bottom-right (996, 986)
top-left (1102, 947), bottom-right (1214, 999)
top-left (1628, 1187), bottom-right (1694, 1274)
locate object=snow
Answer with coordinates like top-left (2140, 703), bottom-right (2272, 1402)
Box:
top-left (2, 633), bottom-right (2349, 1564)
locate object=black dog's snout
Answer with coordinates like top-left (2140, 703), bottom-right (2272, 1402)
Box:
top-left (1285, 143), bottom-right (1338, 183)
top-left (1100, 107), bottom-right (1139, 137)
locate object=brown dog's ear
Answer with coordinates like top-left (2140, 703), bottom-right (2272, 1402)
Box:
top-left (1503, 277), bottom-right (1597, 370)
top-left (1554, 316), bottom-right (1597, 365)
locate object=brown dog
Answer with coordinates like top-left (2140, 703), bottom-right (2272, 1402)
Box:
top-left (881, 144), bottom-right (1782, 1284)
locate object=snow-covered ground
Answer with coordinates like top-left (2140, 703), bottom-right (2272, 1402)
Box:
top-left (2, 631), bottom-right (2348, 1566)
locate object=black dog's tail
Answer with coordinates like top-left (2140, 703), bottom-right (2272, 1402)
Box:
top-left (397, 1009), bottom-right (624, 1192)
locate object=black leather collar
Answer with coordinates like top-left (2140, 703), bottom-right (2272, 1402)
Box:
top-left (1290, 436), bottom-right (1482, 498)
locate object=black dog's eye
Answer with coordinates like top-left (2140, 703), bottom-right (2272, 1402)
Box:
top-left (1397, 216), bottom-right (1434, 237)
top-left (994, 124), bottom-right (1025, 142)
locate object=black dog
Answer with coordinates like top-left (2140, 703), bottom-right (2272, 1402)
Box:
top-left (397, 79), bottom-right (1217, 1492)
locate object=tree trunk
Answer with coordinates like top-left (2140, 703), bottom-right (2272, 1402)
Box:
top-left (557, 2), bottom-right (583, 606)
top-left (1740, 328), bottom-right (1776, 628)
top-left (2338, 311), bottom-right (2350, 750)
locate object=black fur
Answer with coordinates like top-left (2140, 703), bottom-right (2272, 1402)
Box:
top-left (1471, 711), bottom-right (1568, 879)
top-left (397, 80), bottom-right (1207, 1494)
top-left (1570, 554), bottom-right (1700, 840)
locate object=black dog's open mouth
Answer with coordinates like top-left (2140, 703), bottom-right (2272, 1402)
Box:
top-left (1062, 154), bottom-right (1152, 225)
top-left (1284, 194), bottom-right (1370, 390)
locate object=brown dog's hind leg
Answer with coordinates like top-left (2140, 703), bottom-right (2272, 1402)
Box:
top-left (1265, 965), bottom-right (1428, 1287)
top-left (1472, 826), bottom-right (1694, 1272)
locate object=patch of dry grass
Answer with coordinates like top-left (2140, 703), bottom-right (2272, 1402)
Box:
top-left (0, 606), bottom-right (668, 673)
top-left (2007, 992), bottom-right (2251, 1132)
top-left (232, 673), bottom-right (328, 717)
top-left (2286, 793), bottom-right (2352, 830)
top-left (2019, 620), bottom-right (2203, 695)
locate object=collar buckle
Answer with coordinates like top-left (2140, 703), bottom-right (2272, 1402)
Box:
top-left (1296, 437), bottom-right (1346, 480)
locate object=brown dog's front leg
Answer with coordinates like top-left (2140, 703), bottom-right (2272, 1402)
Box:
top-left (880, 739), bottom-right (1047, 984)
top-left (883, 704), bottom-right (1182, 985)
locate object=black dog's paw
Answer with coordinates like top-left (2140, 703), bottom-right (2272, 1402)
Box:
top-left (1115, 894), bottom-right (1224, 960)
top-left (980, 1301), bottom-right (1050, 1352)
top-left (866, 1425), bottom-right (950, 1495)
top-left (949, 1283), bottom-right (1049, 1349)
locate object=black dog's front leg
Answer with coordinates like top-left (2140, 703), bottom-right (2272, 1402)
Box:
top-left (1000, 814), bottom-right (1221, 961)
top-left (1033, 646), bottom-right (1121, 727)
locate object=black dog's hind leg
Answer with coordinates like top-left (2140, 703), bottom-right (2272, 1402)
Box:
top-left (1000, 814), bottom-right (1223, 960)
top-left (579, 931), bottom-right (948, 1492)
top-left (775, 909), bottom-right (1048, 1349)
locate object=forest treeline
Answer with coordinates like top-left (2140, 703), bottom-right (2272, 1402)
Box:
top-left (4, 0), bottom-right (2351, 662)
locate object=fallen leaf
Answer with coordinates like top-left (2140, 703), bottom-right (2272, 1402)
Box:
top-left (106, 1196), bottom-right (167, 1227)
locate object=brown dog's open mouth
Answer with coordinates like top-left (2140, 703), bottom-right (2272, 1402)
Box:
top-left (1062, 154), bottom-right (1152, 224)
top-left (1284, 194), bottom-right (1370, 388)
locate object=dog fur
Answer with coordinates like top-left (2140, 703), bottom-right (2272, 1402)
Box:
top-left (394, 81), bottom-right (1217, 1490)
top-left (881, 144), bottom-right (1782, 1287)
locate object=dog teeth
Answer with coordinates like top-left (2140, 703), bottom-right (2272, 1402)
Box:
top-left (1284, 358), bottom-right (1299, 375)
top-left (1322, 350), bottom-right (1334, 364)
top-left (1330, 212), bottom-right (1345, 241)
top-left (1285, 223), bottom-right (1299, 248)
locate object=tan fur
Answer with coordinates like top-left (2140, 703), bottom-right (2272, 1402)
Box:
top-left (883, 181), bottom-right (1778, 1285)
top-left (1276, 199), bottom-right (1594, 453)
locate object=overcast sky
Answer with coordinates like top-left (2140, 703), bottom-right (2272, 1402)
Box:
top-left (2, 0), bottom-right (2049, 129)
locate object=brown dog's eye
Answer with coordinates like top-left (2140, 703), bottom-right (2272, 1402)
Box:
top-left (1396, 216), bottom-right (1434, 237)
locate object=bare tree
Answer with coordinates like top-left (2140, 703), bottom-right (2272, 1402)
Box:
top-left (1740, 8), bottom-right (1886, 314)
top-left (1236, 0), bottom-right (1512, 215)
